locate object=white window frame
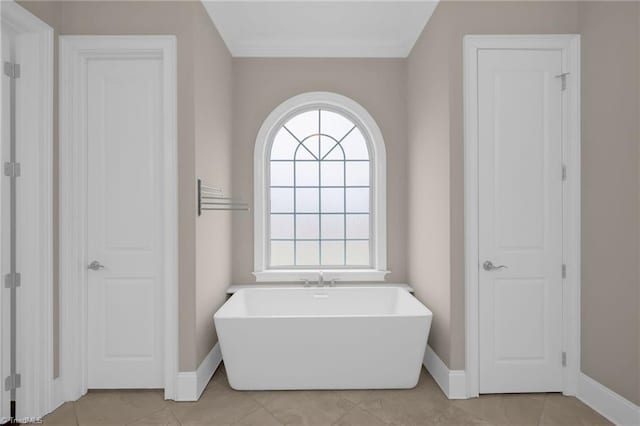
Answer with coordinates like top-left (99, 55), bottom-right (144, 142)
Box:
top-left (254, 92), bottom-right (388, 282)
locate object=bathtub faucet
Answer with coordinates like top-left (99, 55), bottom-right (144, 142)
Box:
top-left (304, 271), bottom-right (335, 287)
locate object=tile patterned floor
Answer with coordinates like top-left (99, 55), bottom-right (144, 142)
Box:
top-left (42, 365), bottom-right (612, 426)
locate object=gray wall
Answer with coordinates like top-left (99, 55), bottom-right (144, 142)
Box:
top-left (407, 0), bottom-right (640, 405)
top-left (230, 58), bottom-right (408, 284)
top-left (578, 1), bottom-right (640, 405)
top-left (193, 4), bottom-right (233, 365)
top-left (19, 0), bottom-right (233, 373)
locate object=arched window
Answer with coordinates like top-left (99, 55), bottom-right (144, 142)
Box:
top-left (254, 92), bottom-right (387, 282)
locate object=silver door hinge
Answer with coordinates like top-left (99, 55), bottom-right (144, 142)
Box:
top-left (4, 272), bottom-right (20, 289)
top-left (562, 165), bottom-right (567, 181)
top-left (562, 352), bottom-right (567, 367)
top-left (4, 162), bottom-right (20, 178)
top-left (3, 62), bottom-right (20, 79)
top-left (4, 373), bottom-right (20, 391)
top-left (555, 72), bottom-right (570, 91)
top-left (562, 264), bottom-right (567, 279)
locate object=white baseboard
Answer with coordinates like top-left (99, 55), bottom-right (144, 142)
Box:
top-left (174, 343), bottom-right (222, 401)
top-left (577, 373), bottom-right (640, 426)
top-left (422, 345), bottom-right (467, 399)
top-left (421, 348), bottom-right (640, 423)
top-left (50, 377), bottom-right (66, 412)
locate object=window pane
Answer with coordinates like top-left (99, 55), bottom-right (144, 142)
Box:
top-left (321, 188), bottom-right (344, 213)
top-left (346, 240), bottom-right (370, 266)
top-left (271, 128), bottom-right (298, 160)
top-left (296, 214), bottom-right (319, 239)
top-left (321, 109), bottom-right (354, 141)
top-left (345, 188), bottom-right (369, 213)
top-left (321, 214), bottom-right (344, 239)
top-left (296, 188), bottom-right (319, 213)
top-left (270, 161), bottom-right (293, 186)
top-left (295, 144), bottom-right (316, 160)
top-left (296, 241), bottom-right (319, 265)
top-left (299, 136), bottom-right (320, 160)
top-left (286, 110), bottom-right (318, 143)
top-left (341, 128), bottom-right (369, 160)
top-left (295, 161), bottom-right (319, 186)
top-left (271, 214), bottom-right (294, 239)
top-left (320, 162), bottom-right (344, 186)
top-left (271, 241), bottom-right (294, 266)
top-left (324, 146), bottom-right (344, 161)
top-left (346, 214), bottom-right (369, 239)
top-left (321, 241), bottom-right (344, 266)
top-left (345, 161), bottom-right (369, 186)
top-left (319, 135), bottom-right (342, 160)
top-left (271, 188), bottom-right (294, 213)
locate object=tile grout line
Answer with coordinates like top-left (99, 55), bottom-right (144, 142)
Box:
top-left (330, 405), bottom-right (354, 426)
top-left (166, 403), bottom-right (186, 426)
top-left (328, 397), bottom-right (366, 426)
top-left (249, 398), bottom-right (287, 426)
top-left (124, 402), bottom-right (171, 426)
top-left (355, 396), bottom-right (394, 425)
top-left (229, 403), bottom-right (269, 426)
top-left (537, 394), bottom-right (547, 426)
top-left (246, 391), bottom-right (293, 425)
top-left (332, 398), bottom-right (390, 426)
top-left (72, 401), bottom-right (80, 426)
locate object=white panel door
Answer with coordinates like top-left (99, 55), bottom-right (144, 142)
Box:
top-left (478, 49), bottom-right (564, 393)
top-left (87, 57), bottom-right (164, 388)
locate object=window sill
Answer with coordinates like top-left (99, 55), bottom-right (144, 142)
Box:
top-left (253, 269), bottom-right (390, 283)
top-left (227, 282), bottom-right (412, 294)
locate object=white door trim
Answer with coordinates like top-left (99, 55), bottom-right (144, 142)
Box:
top-left (59, 36), bottom-right (178, 401)
top-left (0, 0), bottom-right (54, 420)
top-left (463, 35), bottom-right (581, 398)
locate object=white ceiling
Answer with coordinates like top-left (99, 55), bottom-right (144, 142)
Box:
top-left (201, 1), bottom-right (439, 58)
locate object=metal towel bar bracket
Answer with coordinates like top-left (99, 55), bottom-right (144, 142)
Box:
top-left (197, 179), bottom-right (249, 215)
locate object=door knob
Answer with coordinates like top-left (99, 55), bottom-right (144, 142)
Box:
top-left (483, 260), bottom-right (507, 271)
top-left (88, 260), bottom-right (105, 271)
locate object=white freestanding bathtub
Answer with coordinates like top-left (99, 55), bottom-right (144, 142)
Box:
top-left (214, 286), bottom-right (432, 390)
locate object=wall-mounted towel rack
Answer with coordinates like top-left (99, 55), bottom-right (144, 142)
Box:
top-left (197, 179), bottom-right (249, 215)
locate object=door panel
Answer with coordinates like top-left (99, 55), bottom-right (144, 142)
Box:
top-left (493, 71), bottom-right (547, 250)
top-left (104, 279), bottom-right (156, 357)
top-left (478, 49), bottom-right (564, 393)
top-left (493, 279), bottom-right (546, 360)
top-left (87, 58), bottom-right (163, 389)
